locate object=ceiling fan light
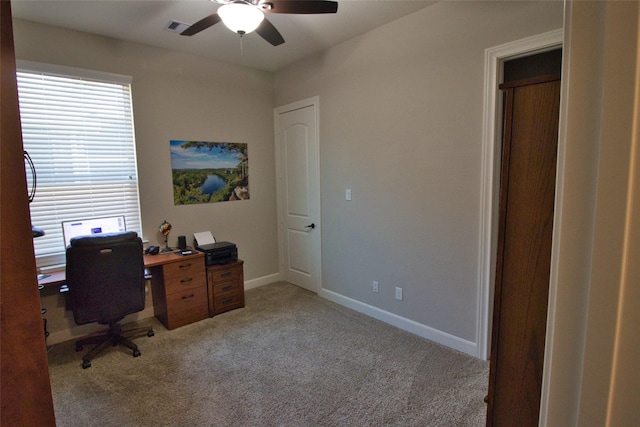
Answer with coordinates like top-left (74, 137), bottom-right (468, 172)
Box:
top-left (218, 3), bottom-right (264, 35)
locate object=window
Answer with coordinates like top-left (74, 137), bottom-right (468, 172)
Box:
top-left (17, 61), bottom-right (142, 269)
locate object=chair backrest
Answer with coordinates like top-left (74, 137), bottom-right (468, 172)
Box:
top-left (66, 231), bottom-right (145, 326)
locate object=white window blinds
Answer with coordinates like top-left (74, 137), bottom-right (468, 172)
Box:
top-left (17, 61), bottom-right (142, 269)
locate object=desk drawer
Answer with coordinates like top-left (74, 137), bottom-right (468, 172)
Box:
top-left (164, 285), bottom-right (209, 330)
top-left (212, 290), bottom-right (244, 315)
top-left (207, 263), bottom-right (242, 282)
top-left (209, 279), bottom-right (245, 315)
top-left (164, 258), bottom-right (205, 281)
top-left (213, 280), bottom-right (242, 296)
top-left (164, 261), bottom-right (206, 295)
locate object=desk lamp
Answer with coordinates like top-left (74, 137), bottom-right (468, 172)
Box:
top-left (159, 220), bottom-right (173, 253)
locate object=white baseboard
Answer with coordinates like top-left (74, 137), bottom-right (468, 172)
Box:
top-left (244, 272), bottom-right (282, 290)
top-left (319, 288), bottom-right (478, 357)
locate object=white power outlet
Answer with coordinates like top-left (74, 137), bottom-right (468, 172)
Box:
top-left (395, 286), bottom-right (403, 301)
top-left (372, 281), bottom-right (379, 293)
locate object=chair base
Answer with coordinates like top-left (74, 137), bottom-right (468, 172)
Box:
top-left (75, 322), bottom-right (154, 369)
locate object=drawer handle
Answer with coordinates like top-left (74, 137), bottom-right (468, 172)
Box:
top-left (180, 278), bottom-right (193, 284)
top-left (220, 272), bottom-right (232, 278)
top-left (179, 263), bottom-right (192, 269)
top-left (182, 294), bottom-right (195, 300)
top-left (222, 298), bottom-right (233, 305)
top-left (222, 285), bottom-right (233, 292)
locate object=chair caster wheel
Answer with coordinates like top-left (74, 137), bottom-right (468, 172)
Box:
top-left (147, 330), bottom-right (154, 337)
top-left (82, 360), bottom-right (91, 369)
top-left (133, 349), bottom-right (141, 357)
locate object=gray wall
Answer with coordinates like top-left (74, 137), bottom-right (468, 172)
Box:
top-left (274, 1), bottom-right (563, 348)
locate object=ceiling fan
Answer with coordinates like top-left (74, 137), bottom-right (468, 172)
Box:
top-left (180, 0), bottom-right (339, 46)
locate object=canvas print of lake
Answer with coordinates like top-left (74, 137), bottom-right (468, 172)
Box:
top-left (170, 140), bottom-right (249, 205)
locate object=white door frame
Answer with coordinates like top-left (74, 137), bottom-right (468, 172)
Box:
top-left (477, 29), bottom-right (564, 360)
top-left (274, 96), bottom-right (322, 292)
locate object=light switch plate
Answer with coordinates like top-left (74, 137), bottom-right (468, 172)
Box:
top-left (346, 189), bottom-right (352, 201)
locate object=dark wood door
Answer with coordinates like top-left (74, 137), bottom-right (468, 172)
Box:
top-left (486, 75), bottom-right (561, 426)
top-left (1, 1), bottom-right (56, 424)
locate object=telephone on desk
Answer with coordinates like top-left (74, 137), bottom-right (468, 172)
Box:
top-left (145, 246), bottom-right (160, 255)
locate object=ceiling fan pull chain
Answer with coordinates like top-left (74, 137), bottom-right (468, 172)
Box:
top-left (240, 34), bottom-right (244, 56)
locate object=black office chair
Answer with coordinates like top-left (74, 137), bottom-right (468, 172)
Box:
top-left (66, 231), bottom-right (154, 369)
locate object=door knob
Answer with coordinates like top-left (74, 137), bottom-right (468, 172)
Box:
top-left (305, 223), bottom-right (315, 229)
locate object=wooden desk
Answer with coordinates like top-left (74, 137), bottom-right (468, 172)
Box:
top-left (38, 251), bottom-right (245, 330)
top-left (143, 251), bottom-right (202, 268)
top-left (37, 251), bottom-right (200, 288)
top-left (38, 251), bottom-right (210, 330)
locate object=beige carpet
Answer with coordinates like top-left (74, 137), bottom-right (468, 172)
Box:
top-left (47, 282), bottom-right (489, 426)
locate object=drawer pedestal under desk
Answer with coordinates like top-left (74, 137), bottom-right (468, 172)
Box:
top-left (148, 252), bottom-right (209, 330)
top-left (207, 260), bottom-right (244, 316)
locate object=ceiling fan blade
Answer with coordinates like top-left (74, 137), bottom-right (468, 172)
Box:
top-left (259, 0), bottom-right (338, 14)
top-left (181, 13), bottom-right (222, 36)
top-left (255, 18), bottom-right (285, 46)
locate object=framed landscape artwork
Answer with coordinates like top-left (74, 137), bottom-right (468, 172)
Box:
top-left (170, 140), bottom-right (249, 205)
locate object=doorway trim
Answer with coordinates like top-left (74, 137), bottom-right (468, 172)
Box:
top-left (273, 96), bottom-right (322, 293)
top-left (477, 29), bottom-right (564, 361)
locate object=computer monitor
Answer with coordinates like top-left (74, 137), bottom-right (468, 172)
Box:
top-left (61, 215), bottom-right (126, 248)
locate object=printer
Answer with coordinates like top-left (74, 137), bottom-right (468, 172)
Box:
top-left (196, 241), bottom-right (238, 266)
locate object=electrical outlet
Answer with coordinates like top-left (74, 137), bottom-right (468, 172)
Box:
top-left (372, 281), bottom-right (379, 293)
top-left (395, 286), bottom-right (403, 301)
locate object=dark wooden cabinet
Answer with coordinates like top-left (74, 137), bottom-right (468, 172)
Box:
top-left (207, 260), bottom-right (245, 316)
top-left (486, 74), bottom-right (561, 427)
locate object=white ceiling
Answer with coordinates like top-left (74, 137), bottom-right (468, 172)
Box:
top-left (11, 0), bottom-right (436, 72)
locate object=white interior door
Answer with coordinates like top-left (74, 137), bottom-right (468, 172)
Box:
top-left (274, 97), bottom-right (321, 293)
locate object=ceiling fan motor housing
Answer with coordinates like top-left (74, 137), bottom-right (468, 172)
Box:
top-left (183, 0), bottom-right (338, 46)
